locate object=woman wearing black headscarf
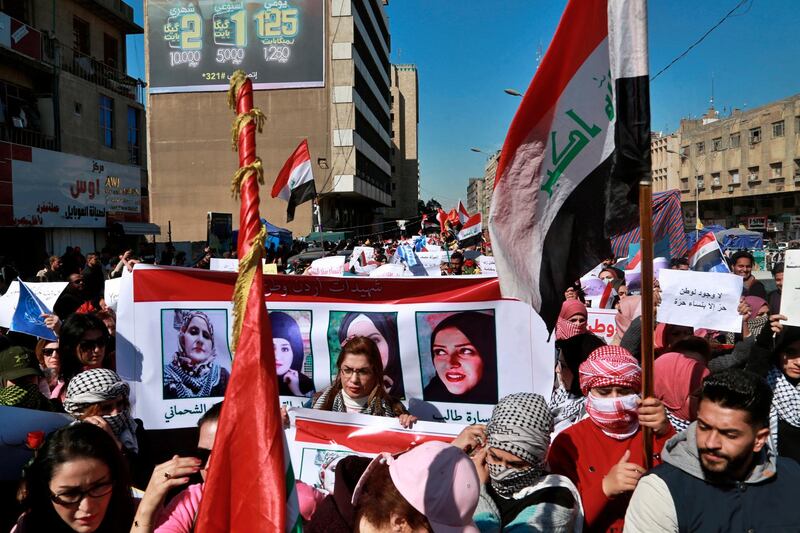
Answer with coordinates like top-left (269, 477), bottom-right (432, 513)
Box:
top-left (422, 311), bottom-right (497, 404)
top-left (270, 311), bottom-right (315, 397)
top-left (338, 312), bottom-right (404, 398)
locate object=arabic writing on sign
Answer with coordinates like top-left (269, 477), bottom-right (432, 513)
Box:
top-left (432, 408), bottom-right (490, 425)
top-left (164, 403), bottom-right (209, 423)
top-left (673, 287), bottom-right (728, 311)
top-left (264, 277), bottom-right (386, 300)
top-left (70, 178), bottom-right (101, 200)
top-left (587, 318), bottom-right (615, 339)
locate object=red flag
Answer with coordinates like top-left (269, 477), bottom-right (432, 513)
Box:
top-left (457, 201), bottom-right (470, 225)
top-left (195, 72), bottom-right (289, 532)
top-left (436, 208), bottom-right (448, 233)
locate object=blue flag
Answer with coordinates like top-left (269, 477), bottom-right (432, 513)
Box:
top-left (10, 279), bottom-right (58, 341)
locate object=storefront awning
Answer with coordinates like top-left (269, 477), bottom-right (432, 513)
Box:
top-left (119, 222), bottom-right (161, 235)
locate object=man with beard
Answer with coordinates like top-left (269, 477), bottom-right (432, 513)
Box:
top-left (624, 369), bottom-right (800, 532)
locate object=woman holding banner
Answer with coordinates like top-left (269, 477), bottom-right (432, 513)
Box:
top-left (338, 312), bottom-right (405, 398)
top-left (270, 311), bottom-right (315, 397)
top-left (423, 311), bottom-right (498, 405)
top-left (313, 336), bottom-right (416, 428)
top-left (163, 311), bottom-right (229, 400)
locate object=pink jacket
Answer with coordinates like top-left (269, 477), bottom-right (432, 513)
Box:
top-left (155, 483), bottom-right (203, 533)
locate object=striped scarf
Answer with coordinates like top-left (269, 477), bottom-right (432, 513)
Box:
top-left (312, 385), bottom-right (400, 417)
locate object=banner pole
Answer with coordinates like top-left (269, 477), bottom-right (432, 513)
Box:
top-left (639, 180), bottom-right (655, 469)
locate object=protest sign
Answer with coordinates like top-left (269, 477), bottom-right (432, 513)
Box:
top-left (104, 277), bottom-right (121, 312)
top-left (307, 255), bottom-right (346, 276)
top-left (117, 265), bottom-right (553, 430)
top-left (417, 251), bottom-right (445, 276)
top-left (587, 308), bottom-right (618, 342)
top-left (349, 246), bottom-right (375, 269)
top-left (0, 281), bottom-right (66, 328)
top-left (286, 409), bottom-right (465, 491)
top-left (209, 258), bottom-right (239, 272)
top-left (477, 255), bottom-right (497, 276)
top-left (657, 269), bottom-right (743, 332)
top-left (0, 406), bottom-right (72, 479)
top-left (780, 250), bottom-right (800, 326)
top-left (369, 263), bottom-right (406, 277)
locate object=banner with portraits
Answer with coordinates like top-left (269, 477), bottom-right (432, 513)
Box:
top-left (116, 265), bottom-right (553, 430)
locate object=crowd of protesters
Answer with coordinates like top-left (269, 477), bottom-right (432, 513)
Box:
top-left (1, 231), bottom-right (799, 532)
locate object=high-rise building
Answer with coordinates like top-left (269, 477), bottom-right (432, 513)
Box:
top-left (145, 0), bottom-right (394, 244)
top-left (381, 63), bottom-right (418, 221)
top-left (650, 94), bottom-right (800, 241)
top-left (481, 150), bottom-right (500, 219)
top-left (466, 177), bottom-right (484, 217)
top-left (0, 0), bottom-right (149, 272)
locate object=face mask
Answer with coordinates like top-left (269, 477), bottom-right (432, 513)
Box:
top-left (102, 411), bottom-right (139, 452)
top-left (585, 393), bottom-right (640, 440)
top-left (488, 462), bottom-right (542, 498)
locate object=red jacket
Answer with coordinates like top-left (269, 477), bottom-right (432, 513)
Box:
top-left (547, 418), bottom-right (674, 533)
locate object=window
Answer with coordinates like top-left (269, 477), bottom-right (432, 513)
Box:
top-left (680, 177), bottom-right (689, 192)
top-left (127, 107), bottom-right (140, 164)
top-left (772, 121), bottom-right (785, 138)
top-left (696, 175), bottom-right (704, 189)
top-left (712, 172), bottom-right (721, 187)
top-left (0, 0), bottom-right (32, 24)
top-left (99, 95), bottom-right (114, 148)
top-left (679, 145), bottom-right (689, 157)
top-left (73, 16), bottom-right (90, 55)
top-left (795, 159), bottom-right (800, 180)
top-left (729, 132), bottom-right (740, 148)
top-left (712, 137), bottom-right (722, 151)
top-left (749, 127), bottom-right (761, 144)
top-left (730, 169), bottom-right (740, 184)
top-left (74, 101), bottom-right (82, 116)
top-left (748, 166), bottom-right (759, 182)
top-left (770, 162), bottom-right (783, 180)
top-left (103, 34), bottom-right (119, 69)
top-left (695, 141), bottom-right (705, 154)
top-left (796, 116), bottom-right (800, 135)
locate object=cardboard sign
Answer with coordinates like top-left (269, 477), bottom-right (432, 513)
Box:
top-left (780, 250), bottom-right (800, 327)
top-left (209, 258), bottom-right (239, 272)
top-left (0, 281), bottom-right (67, 327)
top-left (657, 269), bottom-right (743, 332)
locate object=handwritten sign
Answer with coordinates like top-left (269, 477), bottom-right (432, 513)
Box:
top-left (348, 246), bottom-right (375, 269)
top-left (368, 263), bottom-right (407, 277)
top-left (209, 258), bottom-right (239, 272)
top-left (587, 308), bottom-right (617, 341)
top-left (477, 255), bottom-right (497, 276)
top-left (104, 277), bottom-right (122, 312)
top-left (657, 269), bottom-right (743, 333)
top-left (0, 281), bottom-right (67, 328)
top-left (263, 263), bottom-right (278, 275)
top-left (780, 250), bottom-right (800, 327)
top-left (307, 255), bottom-right (346, 277)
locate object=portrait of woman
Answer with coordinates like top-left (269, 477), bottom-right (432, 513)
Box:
top-left (270, 310), bottom-right (315, 397)
top-left (163, 310), bottom-right (230, 400)
top-left (420, 310), bottom-right (498, 404)
top-left (332, 311), bottom-right (405, 398)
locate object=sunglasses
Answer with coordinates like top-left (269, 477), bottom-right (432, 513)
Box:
top-left (42, 348), bottom-right (59, 357)
top-left (195, 447), bottom-right (212, 469)
top-left (79, 338), bottom-right (106, 351)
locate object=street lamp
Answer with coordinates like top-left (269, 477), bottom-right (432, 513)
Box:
top-left (470, 147), bottom-right (486, 154)
top-left (504, 88), bottom-right (523, 97)
top-left (666, 149), bottom-right (700, 240)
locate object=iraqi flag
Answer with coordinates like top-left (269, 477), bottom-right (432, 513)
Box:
top-left (271, 139), bottom-right (317, 222)
top-left (457, 213), bottom-right (483, 242)
top-left (689, 232), bottom-right (730, 273)
top-left (489, 0), bottom-right (649, 332)
top-left (458, 201), bottom-right (471, 225)
top-left (436, 208), bottom-right (448, 233)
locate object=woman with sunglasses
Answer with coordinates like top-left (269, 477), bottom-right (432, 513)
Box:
top-left (13, 422), bottom-right (135, 532)
top-left (35, 338), bottom-right (66, 402)
top-left (59, 313), bottom-right (113, 384)
top-left (63, 369), bottom-right (153, 489)
top-left (312, 337), bottom-right (416, 428)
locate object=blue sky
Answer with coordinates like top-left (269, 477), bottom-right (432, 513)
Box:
top-left (126, 0), bottom-right (800, 208)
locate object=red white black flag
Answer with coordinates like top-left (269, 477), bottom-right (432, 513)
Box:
top-left (489, 0), bottom-right (649, 331)
top-left (271, 139), bottom-right (317, 222)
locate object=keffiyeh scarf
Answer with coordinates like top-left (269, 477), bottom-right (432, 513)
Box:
top-left (767, 366), bottom-right (800, 452)
top-left (486, 393), bottom-right (552, 497)
top-left (313, 385), bottom-right (399, 417)
top-left (550, 385), bottom-right (586, 429)
top-left (0, 383), bottom-right (51, 411)
top-left (163, 357), bottom-right (222, 399)
top-left (578, 345), bottom-right (642, 396)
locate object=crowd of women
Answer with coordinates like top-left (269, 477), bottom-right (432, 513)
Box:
top-left (1, 248), bottom-right (799, 532)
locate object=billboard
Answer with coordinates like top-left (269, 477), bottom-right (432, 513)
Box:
top-left (11, 148), bottom-right (141, 228)
top-left (146, 0), bottom-right (325, 94)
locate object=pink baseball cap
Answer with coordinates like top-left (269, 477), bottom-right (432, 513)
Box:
top-left (352, 441), bottom-right (480, 533)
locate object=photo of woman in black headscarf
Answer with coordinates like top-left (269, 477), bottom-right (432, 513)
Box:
top-left (270, 311), bottom-right (315, 397)
top-left (336, 312), bottom-right (404, 399)
top-left (421, 310), bottom-right (498, 404)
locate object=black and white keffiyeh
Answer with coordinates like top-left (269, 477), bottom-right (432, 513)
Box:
top-left (667, 411), bottom-right (691, 433)
top-left (486, 393), bottom-right (552, 498)
top-left (312, 385), bottom-right (400, 417)
top-left (767, 366), bottom-right (800, 451)
top-left (550, 385), bottom-right (586, 430)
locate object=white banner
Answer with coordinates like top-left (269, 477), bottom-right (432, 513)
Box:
top-left (657, 269), bottom-right (743, 333)
top-left (12, 148), bottom-right (141, 227)
top-left (308, 256), bottom-right (346, 277)
top-left (117, 266), bottom-right (553, 430)
top-left (781, 250), bottom-right (800, 327)
top-left (0, 281), bottom-right (66, 327)
top-left (587, 307), bottom-right (618, 342)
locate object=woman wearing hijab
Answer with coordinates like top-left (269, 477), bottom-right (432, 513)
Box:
top-left (270, 311), bottom-right (315, 397)
top-left (653, 323), bottom-right (695, 356)
top-left (423, 311), bottom-right (498, 405)
top-left (556, 300), bottom-right (588, 341)
top-left (468, 393), bottom-right (582, 531)
top-left (548, 346), bottom-right (674, 532)
top-left (550, 333), bottom-right (606, 436)
top-left (613, 296), bottom-right (642, 345)
top-left (63, 368), bottom-right (154, 488)
top-left (654, 351), bottom-right (710, 432)
top-left (163, 311), bottom-right (229, 400)
top-left (337, 312), bottom-right (404, 398)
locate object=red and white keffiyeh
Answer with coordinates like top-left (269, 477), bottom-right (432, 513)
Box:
top-left (578, 345), bottom-right (641, 396)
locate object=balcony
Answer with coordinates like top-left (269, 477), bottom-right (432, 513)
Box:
top-left (54, 45), bottom-right (145, 104)
top-left (0, 124), bottom-right (57, 151)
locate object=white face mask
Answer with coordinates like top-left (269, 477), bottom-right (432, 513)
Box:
top-left (585, 393), bottom-right (640, 440)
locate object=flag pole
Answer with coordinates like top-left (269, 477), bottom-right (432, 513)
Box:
top-left (639, 180), bottom-right (655, 469)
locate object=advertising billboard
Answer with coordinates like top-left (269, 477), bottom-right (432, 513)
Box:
top-left (146, 0), bottom-right (325, 94)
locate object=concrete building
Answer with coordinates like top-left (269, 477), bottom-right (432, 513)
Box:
top-left (0, 0), bottom-right (148, 272)
top-left (481, 150), bottom-right (500, 219)
top-left (466, 177), bottom-right (484, 217)
top-left (380, 63), bottom-right (418, 221)
top-left (146, 0), bottom-right (394, 244)
top-left (651, 94), bottom-right (800, 241)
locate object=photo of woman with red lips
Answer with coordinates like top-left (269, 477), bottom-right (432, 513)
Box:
top-left (421, 311), bottom-right (498, 404)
